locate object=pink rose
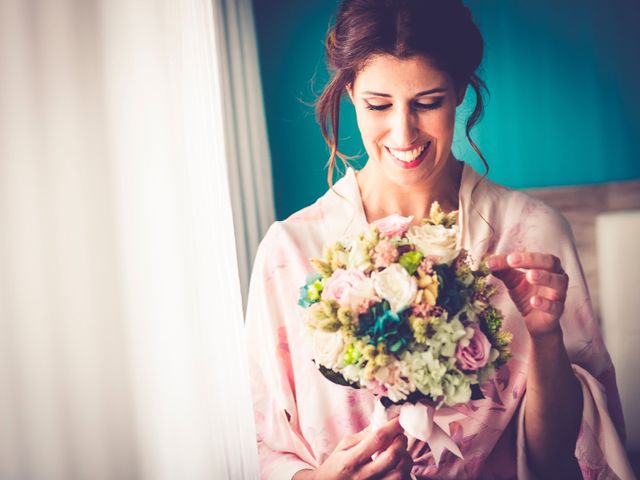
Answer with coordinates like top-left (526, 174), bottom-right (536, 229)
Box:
top-left (322, 268), bottom-right (375, 312)
top-left (373, 214), bottom-right (413, 238)
top-left (456, 325), bottom-right (491, 371)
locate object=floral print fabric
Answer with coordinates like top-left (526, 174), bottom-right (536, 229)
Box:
top-left (245, 164), bottom-right (634, 479)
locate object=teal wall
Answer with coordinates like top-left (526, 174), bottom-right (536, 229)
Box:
top-left (252, 0), bottom-right (640, 220)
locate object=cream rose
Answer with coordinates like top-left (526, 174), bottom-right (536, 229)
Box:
top-left (312, 330), bottom-right (345, 370)
top-left (371, 263), bottom-right (417, 313)
top-left (406, 223), bottom-right (460, 265)
top-left (346, 237), bottom-right (372, 271)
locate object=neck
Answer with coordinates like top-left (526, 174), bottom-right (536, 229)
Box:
top-left (355, 157), bottom-right (463, 224)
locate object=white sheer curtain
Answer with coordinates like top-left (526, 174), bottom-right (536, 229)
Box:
top-left (216, 0), bottom-right (275, 305)
top-left (0, 0), bottom-right (259, 478)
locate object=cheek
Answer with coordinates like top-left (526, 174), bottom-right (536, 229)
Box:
top-left (356, 114), bottom-right (386, 145)
top-left (423, 109), bottom-right (456, 141)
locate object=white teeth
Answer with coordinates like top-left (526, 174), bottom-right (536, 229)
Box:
top-left (388, 142), bottom-right (429, 162)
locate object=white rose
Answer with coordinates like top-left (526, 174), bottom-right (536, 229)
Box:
top-left (406, 223), bottom-right (460, 265)
top-left (344, 277), bottom-right (376, 313)
top-left (312, 330), bottom-right (345, 370)
top-left (371, 263), bottom-right (417, 313)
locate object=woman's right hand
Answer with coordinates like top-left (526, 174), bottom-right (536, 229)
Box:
top-left (293, 417), bottom-right (413, 480)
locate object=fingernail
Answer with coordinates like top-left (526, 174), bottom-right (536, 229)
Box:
top-left (508, 253), bottom-right (521, 265)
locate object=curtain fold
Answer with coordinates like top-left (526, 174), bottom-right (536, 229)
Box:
top-left (0, 0), bottom-right (259, 478)
top-left (215, 0), bottom-right (276, 305)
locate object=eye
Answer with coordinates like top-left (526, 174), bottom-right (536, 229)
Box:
top-left (413, 98), bottom-right (444, 111)
top-left (365, 103), bottom-right (391, 111)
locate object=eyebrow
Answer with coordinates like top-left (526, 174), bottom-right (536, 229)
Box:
top-left (361, 87), bottom-right (447, 98)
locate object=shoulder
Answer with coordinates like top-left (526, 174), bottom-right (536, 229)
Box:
top-left (271, 196), bottom-right (326, 240)
top-left (464, 171), bottom-right (574, 256)
top-left (478, 174), bottom-right (573, 238)
top-left (252, 196), bottom-right (328, 275)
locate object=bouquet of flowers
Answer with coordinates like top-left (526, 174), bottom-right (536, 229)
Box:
top-left (298, 203), bottom-right (512, 463)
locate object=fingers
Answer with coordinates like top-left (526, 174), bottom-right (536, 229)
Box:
top-left (337, 428), bottom-right (369, 451)
top-left (490, 267), bottom-right (525, 290)
top-left (502, 252), bottom-right (563, 273)
top-left (486, 254), bottom-right (510, 272)
top-left (378, 451), bottom-right (413, 480)
top-left (485, 254), bottom-right (525, 290)
top-left (529, 294), bottom-right (565, 317)
top-left (525, 269), bottom-right (569, 294)
top-left (358, 433), bottom-right (411, 479)
top-left (350, 417), bottom-right (403, 463)
top-left (488, 253), bottom-right (567, 289)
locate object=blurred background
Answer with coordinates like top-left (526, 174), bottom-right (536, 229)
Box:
top-left (0, 0), bottom-right (638, 478)
top-left (250, 0), bottom-right (640, 474)
top-left (252, 0), bottom-right (640, 219)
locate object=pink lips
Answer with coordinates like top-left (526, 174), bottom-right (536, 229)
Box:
top-left (386, 142), bottom-right (431, 170)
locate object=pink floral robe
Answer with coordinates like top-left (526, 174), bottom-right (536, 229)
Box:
top-left (245, 164), bottom-right (634, 479)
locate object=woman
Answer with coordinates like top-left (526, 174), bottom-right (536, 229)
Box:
top-left (246, 1), bottom-right (633, 478)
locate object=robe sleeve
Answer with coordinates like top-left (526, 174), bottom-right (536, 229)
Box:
top-left (245, 223), bottom-right (319, 480)
top-left (511, 202), bottom-right (635, 479)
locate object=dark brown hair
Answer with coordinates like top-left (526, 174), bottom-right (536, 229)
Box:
top-left (316, 0), bottom-right (488, 188)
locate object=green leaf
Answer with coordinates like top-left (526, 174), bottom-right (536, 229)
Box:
top-left (317, 364), bottom-right (360, 389)
top-left (399, 251), bottom-right (423, 275)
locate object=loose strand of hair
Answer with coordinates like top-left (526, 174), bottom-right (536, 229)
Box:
top-left (465, 75), bottom-right (495, 243)
top-left (316, 73), bottom-right (352, 199)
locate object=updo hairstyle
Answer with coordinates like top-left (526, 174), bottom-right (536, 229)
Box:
top-left (316, 0), bottom-right (488, 187)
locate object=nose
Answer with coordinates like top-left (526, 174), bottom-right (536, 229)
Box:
top-left (389, 106), bottom-right (418, 147)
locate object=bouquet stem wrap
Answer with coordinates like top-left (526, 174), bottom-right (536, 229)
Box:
top-left (371, 400), bottom-right (465, 467)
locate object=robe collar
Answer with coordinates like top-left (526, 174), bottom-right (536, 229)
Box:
top-left (319, 162), bottom-right (494, 265)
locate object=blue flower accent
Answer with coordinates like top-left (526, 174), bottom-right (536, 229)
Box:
top-left (434, 264), bottom-right (465, 315)
top-left (298, 272), bottom-right (324, 308)
top-left (357, 301), bottom-right (413, 354)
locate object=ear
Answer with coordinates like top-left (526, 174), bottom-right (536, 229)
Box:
top-left (346, 84), bottom-right (354, 103)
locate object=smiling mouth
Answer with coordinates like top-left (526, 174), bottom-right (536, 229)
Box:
top-left (386, 141), bottom-right (431, 168)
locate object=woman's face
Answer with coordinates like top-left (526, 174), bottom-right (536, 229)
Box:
top-left (349, 54), bottom-right (462, 187)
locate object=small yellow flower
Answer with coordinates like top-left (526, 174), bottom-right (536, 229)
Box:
top-left (409, 315), bottom-right (428, 344)
top-left (423, 288), bottom-right (437, 306)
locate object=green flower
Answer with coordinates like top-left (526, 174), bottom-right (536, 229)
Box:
top-left (442, 371), bottom-right (473, 406)
top-left (424, 317), bottom-right (466, 358)
top-left (480, 306), bottom-right (503, 338)
top-left (399, 251), bottom-right (423, 275)
top-left (343, 343), bottom-right (363, 365)
top-left (405, 350), bottom-right (447, 399)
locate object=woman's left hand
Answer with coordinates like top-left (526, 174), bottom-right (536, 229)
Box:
top-left (487, 252), bottom-right (569, 338)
